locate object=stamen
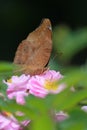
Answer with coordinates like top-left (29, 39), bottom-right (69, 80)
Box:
top-left (44, 80), bottom-right (58, 90)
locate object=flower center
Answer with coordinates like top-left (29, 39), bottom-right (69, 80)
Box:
top-left (7, 79), bottom-right (12, 83)
top-left (44, 80), bottom-right (58, 90)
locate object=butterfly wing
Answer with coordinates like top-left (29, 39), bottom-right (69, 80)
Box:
top-left (14, 18), bottom-right (52, 75)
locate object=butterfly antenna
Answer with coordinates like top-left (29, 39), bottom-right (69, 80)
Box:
top-left (48, 52), bottom-right (63, 68)
top-left (48, 53), bottom-right (58, 68)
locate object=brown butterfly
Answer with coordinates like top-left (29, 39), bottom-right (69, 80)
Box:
top-left (13, 18), bottom-right (52, 75)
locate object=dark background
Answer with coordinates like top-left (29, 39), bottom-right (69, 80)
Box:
top-left (0, 0), bottom-right (87, 64)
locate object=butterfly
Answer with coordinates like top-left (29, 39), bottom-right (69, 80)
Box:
top-left (13, 18), bottom-right (52, 75)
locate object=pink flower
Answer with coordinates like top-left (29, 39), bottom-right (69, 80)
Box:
top-left (0, 111), bottom-right (30, 130)
top-left (55, 111), bottom-right (69, 122)
top-left (27, 76), bottom-right (48, 98)
top-left (27, 70), bottom-right (65, 98)
top-left (2, 70), bottom-right (68, 130)
top-left (4, 70), bottom-right (66, 100)
top-left (4, 74), bottom-right (30, 105)
top-left (81, 106), bottom-right (87, 112)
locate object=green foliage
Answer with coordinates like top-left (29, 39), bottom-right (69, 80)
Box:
top-left (53, 25), bottom-right (87, 64)
top-left (0, 25), bottom-right (87, 130)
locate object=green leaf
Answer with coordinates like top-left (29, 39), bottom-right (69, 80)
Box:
top-left (31, 112), bottom-right (55, 130)
top-left (0, 62), bottom-right (14, 72)
top-left (58, 109), bottom-right (87, 130)
top-left (54, 89), bottom-right (87, 110)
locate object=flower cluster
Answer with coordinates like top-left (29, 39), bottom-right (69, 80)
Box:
top-left (4, 70), bottom-right (65, 104)
top-left (0, 111), bottom-right (30, 130)
top-left (2, 70), bottom-right (67, 130)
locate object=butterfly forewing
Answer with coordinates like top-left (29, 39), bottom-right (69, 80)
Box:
top-left (14, 18), bottom-right (52, 75)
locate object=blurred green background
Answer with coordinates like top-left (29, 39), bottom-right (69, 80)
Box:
top-left (0, 0), bottom-right (87, 65)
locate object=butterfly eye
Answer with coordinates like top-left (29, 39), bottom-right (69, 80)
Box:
top-left (48, 25), bottom-right (52, 31)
